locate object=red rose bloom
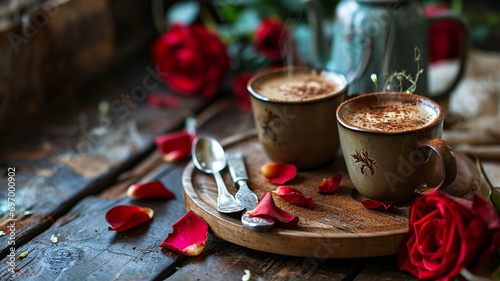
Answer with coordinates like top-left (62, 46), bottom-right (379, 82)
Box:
top-left (398, 190), bottom-right (500, 281)
top-left (231, 72), bottom-right (253, 112)
top-left (152, 24), bottom-right (229, 98)
top-left (254, 18), bottom-right (291, 60)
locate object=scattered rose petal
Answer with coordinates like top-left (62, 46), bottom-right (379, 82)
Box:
top-left (106, 205), bottom-right (154, 232)
top-left (160, 210), bottom-right (208, 256)
top-left (248, 192), bottom-right (299, 227)
top-left (127, 180), bottom-right (175, 199)
top-left (51, 235), bottom-right (58, 244)
top-left (272, 186), bottom-right (313, 208)
top-left (317, 173), bottom-right (342, 193)
top-left (361, 200), bottom-right (394, 211)
top-left (261, 163), bottom-right (297, 184)
top-left (147, 92), bottom-right (180, 108)
top-left (231, 72), bottom-right (253, 112)
top-left (155, 130), bottom-right (196, 162)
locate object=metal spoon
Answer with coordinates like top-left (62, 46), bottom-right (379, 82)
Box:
top-left (192, 136), bottom-right (245, 213)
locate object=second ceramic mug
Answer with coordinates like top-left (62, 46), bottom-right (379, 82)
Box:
top-left (248, 67), bottom-right (348, 170)
top-left (337, 93), bottom-right (457, 203)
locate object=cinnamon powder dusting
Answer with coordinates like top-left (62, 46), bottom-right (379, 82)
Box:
top-left (345, 101), bottom-right (436, 132)
top-left (277, 78), bottom-right (336, 101)
top-left (254, 73), bottom-right (340, 102)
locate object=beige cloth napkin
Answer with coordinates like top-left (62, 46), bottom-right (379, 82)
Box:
top-left (444, 113), bottom-right (500, 159)
top-left (441, 50), bottom-right (500, 160)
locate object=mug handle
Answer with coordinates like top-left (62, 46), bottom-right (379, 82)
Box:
top-left (427, 13), bottom-right (471, 100)
top-left (415, 138), bottom-right (457, 194)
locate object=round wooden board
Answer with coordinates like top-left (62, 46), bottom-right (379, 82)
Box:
top-left (182, 130), bottom-right (479, 258)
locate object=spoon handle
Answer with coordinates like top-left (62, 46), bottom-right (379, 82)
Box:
top-left (213, 172), bottom-right (244, 213)
top-left (214, 172), bottom-right (229, 198)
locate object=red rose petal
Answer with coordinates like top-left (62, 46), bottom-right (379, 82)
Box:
top-left (361, 200), bottom-right (394, 211)
top-left (272, 186), bottom-right (313, 208)
top-left (317, 173), bottom-right (342, 193)
top-left (155, 130), bottom-right (196, 162)
top-left (106, 205), bottom-right (154, 232)
top-left (261, 163), bottom-right (297, 184)
top-left (147, 92), bottom-right (180, 108)
top-left (248, 192), bottom-right (299, 227)
top-left (160, 210), bottom-right (208, 256)
top-left (127, 180), bottom-right (175, 199)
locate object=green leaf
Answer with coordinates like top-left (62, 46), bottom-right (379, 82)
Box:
top-left (213, 0), bottom-right (253, 23)
top-left (491, 188), bottom-right (500, 215)
top-left (218, 4), bottom-right (241, 23)
top-left (237, 44), bottom-right (269, 72)
top-left (476, 155), bottom-right (500, 215)
top-left (166, 1), bottom-right (200, 27)
top-left (493, 265), bottom-right (500, 279)
top-left (216, 7), bottom-right (261, 44)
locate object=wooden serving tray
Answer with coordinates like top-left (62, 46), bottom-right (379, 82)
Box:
top-left (182, 131), bottom-right (479, 258)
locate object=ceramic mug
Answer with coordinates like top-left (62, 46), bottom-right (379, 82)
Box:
top-left (336, 93), bottom-right (457, 203)
top-left (248, 67), bottom-right (348, 170)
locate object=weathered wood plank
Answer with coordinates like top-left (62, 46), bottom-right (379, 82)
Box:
top-left (0, 160), bottom-right (191, 280)
top-left (168, 236), bottom-right (364, 281)
top-left (0, 54), bottom-right (208, 259)
top-left (0, 103), bottom-right (255, 279)
top-left (352, 257), bottom-right (418, 281)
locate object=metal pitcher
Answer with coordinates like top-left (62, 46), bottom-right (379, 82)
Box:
top-left (305, 0), bottom-right (470, 99)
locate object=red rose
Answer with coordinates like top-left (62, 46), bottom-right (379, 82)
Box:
top-left (231, 72), bottom-right (253, 112)
top-left (254, 18), bottom-right (292, 61)
top-left (398, 190), bottom-right (500, 281)
top-left (151, 24), bottom-right (229, 98)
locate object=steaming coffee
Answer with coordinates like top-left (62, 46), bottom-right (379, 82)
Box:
top-left (248, 67), bottom-right (348, 169)
top-left (343, 99), bottom-right (438, 132)
top-left (252, 73), bottom-right (340, 102)
top-left (336, 93), bottom-right (457, 203)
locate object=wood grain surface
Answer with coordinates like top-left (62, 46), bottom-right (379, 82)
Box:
top-left (0, 55), bottom-right (208, 259)
top-left (0, 163), bottom-right (190, 281)
top-left (183, 132), bottom-right (480, 258)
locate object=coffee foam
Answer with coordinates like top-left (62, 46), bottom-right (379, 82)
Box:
top-left (253, 73), bottom-right (340, 102)
top-left (343, 99), bottom-right (437, 132)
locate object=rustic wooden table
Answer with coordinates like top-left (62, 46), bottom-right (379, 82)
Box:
top-left (2, 54), bottom-right (490, 280)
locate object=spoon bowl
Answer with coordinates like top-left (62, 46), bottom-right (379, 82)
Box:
top-left (192, 137), bottom-right (245, 213)
top-left (192, 137), bottom-right (226, 173)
